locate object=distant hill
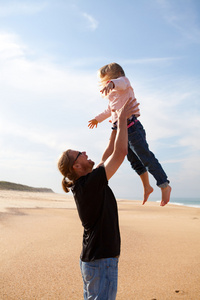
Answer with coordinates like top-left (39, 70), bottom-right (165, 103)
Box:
top-left (0, 181), bottom-right (54, 193)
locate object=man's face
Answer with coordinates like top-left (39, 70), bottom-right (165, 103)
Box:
top-left (70, 150), bottom-right (95, 172)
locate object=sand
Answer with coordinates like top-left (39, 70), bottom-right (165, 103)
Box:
top-left (0, 191), bottom-right (200, 300)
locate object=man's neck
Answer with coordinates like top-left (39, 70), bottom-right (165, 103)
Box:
top-left (76, 167), bottom-right (93, 180)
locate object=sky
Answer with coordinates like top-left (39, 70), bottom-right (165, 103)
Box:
top-left (0, 0), bottom-right (200, 200)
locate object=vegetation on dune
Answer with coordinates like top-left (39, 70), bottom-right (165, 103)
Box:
top-left (0, 181), bottom-right (54, 193)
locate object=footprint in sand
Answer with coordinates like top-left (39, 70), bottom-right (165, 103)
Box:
top-left (175, 290), bottom-right (185, 295)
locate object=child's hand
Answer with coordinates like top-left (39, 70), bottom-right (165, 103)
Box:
top-left (100, 81), bottom-right (115, 96)
top-left (88, 119), bottom-right (98, 129)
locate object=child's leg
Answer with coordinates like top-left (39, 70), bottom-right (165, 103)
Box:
top-left (127, 146), bottom-right (153, 204)
top-left (128, 121), bottom-right (171, 205)
top-left (140, 172), bottom-right (154, 205)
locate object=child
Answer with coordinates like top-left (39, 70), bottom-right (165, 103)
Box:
top-left (88, 62), bottom-right (171, 206)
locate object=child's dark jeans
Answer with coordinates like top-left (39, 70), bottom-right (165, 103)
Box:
top-left (127, 116), bottom-right (169, 187)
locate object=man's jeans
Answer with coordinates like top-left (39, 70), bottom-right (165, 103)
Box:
top-left (80, 257), bottom-right (118, 300)
top-left (127, 119), bottom-right (169, 187)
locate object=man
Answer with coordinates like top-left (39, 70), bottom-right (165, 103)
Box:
top-left (58, 98), bottom-right (139, 300)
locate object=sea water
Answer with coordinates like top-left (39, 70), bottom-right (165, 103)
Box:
top-left (150, 197), bottom-right (200, 208)
top-left (124, 196), bottom-right (200, 208)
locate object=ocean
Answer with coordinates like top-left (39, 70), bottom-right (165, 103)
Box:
top-left (149, 197), bottom-right (200, 208)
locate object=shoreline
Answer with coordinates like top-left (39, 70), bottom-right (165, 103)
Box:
top-left (118, 196), bottom-right (200, 209)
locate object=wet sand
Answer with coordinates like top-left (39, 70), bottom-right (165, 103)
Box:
top-left (0, 191), bottom-right (200, 299)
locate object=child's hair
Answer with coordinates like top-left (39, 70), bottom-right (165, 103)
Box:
top-left (57, 150), bottom-right (78, 193)
top-left (98, 62), bottom-right (125, 85)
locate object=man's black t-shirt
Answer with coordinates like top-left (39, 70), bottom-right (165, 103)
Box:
top-left (72, 166), bottom-right (121, 262)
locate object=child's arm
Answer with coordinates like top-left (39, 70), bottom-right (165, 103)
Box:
top-left (88, 118), bottom-right (99, 129)
top-left (89, 105), bottom-right (112, 128)
top-left (100, 81), bottom-right (115, 96)
top-left (100, 77), bottom-right (130, 96)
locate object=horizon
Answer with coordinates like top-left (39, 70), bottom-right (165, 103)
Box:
top-left (1, 180), bottom-right (200, 202)
top-left (0, 0), bottom-right (200, 200)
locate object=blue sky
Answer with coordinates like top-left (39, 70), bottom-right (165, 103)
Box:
top-left (0, 0), bottom-right (200, 200)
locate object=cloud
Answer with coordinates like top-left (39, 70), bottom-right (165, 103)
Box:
top-left (122, 56), bottom-right (183, 65)
top-left (0, 32), bottom-right (102, 155)
top-left (0, 32), bottom-right (98, 96)
top-left (127, 70), bottom-right (200, 161)
top-left (0, 1), bottom-right (47, 16)
top-left (0, 118), bottom-right (59, 150)
top-left (81, 12), bottom-right (98, 31)
top-left (69, 3), bottom-right (98, 32)
top-left (0, 32), bottom-right (26, 59)
top-left (156, 0), bottom-right (200, 44)
top-left (0, 31), bottom-right (103, 191)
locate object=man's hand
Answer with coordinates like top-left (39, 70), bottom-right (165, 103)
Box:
top-left (88, 119), bottom-right (98, 129)
top-left (116, 98), bottom-right (140, 120)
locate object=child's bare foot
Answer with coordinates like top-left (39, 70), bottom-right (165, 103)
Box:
top-left (160, 185), bottom-right (171, 206)
top-left (142, 186), bottom-right (154, 205)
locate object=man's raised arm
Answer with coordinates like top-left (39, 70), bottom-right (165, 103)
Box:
top-left (104, 98), bottom-right (139, 180)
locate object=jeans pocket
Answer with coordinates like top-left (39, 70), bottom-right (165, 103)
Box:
top-left (82, 263), bottom-right (97, 282)
top-left (82, 262), bottom-right (100, 296)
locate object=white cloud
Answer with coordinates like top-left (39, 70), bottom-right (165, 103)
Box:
top-left (127, 71), bottom-right (200, 164)
top-left (122, 56), bottom-right (183, 65)
top-left (156, 0), bottom-right (200, 44)
top-left (70, 3), bottom-right (98, 32)
top-left (0, 32), bottom-right (102, 157)
top-left (0, 118), bottom-right (59, 150)
top-left (0, 1), bottom-right (47, 16)
top-left (81, 12), bottom-right (98, 31)
top-left (0, 32), bottom-right (98, 98)
top-left (0, 32), bottom-right (26, 59)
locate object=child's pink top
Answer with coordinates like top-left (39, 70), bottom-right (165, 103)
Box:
top-left (95, 76), bottom-right (140, 124)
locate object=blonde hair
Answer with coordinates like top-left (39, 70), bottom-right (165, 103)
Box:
top-left (98, 62), bottom-right (125, 86)
top-left (57, 150), bottom-right (78, 193)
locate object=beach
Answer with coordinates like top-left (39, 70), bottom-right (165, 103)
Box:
top-left (0, 191), bottom-right (200, 300)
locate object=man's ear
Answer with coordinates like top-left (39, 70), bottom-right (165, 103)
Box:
top-left (72, 163), bottom-right (81, 171)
